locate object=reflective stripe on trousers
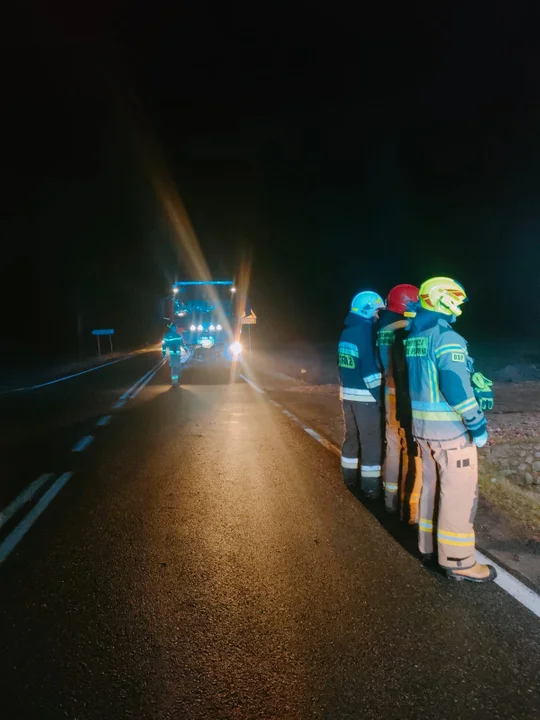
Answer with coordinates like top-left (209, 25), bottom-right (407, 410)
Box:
top-left (341, 401), bottom-right (383, 485)
top-left (416, 436), bottom-right (478, 570)
top-left (383, 416), bottom-right (402, 512)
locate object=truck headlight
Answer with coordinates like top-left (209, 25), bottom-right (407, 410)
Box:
top-left (209, 324), bottom-right (215, 331)
top-left (216, 324), bottom-right (222, 331)
top-left (229, 341), bottom-right (243, 357)
top-left (190, 325), bottom-right (196, 331)
top-left (197, 324), bottom-right (203, 331)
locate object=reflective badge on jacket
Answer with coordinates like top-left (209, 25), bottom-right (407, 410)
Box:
top-left (338, 341), bottom-right (359, 370)
top-left (377, 330), bottom-right (394, 347)
top-left (405, 337), bottom-right (428, 357)
top-left (339, 353), bottom-right (356, 369)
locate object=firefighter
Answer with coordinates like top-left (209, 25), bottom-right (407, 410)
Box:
top-left (377, 284), bottom-right (421, 519)
top-left (405, 277), bottom-right (496, 582)
top-left (338, 290), bottom-right (385, 498)
top-left (162, 323), bottom-right (191, 385)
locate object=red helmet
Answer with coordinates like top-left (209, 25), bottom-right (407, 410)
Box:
top-left (386, 284), bottom-right (419, 316)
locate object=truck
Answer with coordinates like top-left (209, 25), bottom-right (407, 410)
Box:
top-left (168, 280), bottom-right (244, 368)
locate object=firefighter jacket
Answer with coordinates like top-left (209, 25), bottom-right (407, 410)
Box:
top-left (376, 310), bottom-right (412, 427)
top-left (338, 313), bottom-right (382, 404)
top-left (162, 330), bottom-right (189, 359)
top-left (405, 309), bottom-right (486, 441)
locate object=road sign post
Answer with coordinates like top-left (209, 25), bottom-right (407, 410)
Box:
top-left (240, 312), bottom-right (256, 359)
top-left (92, 329), bottom-right (115, 357)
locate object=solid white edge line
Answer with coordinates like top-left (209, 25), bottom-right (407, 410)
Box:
top-left (72, 435), bottom-right (94, 453)
top-left (0, 472), bottom-right (73, 565)
top-left (119, 360), bottom-right (162, 400)
top-left (0, 473), bottom-right (53, 531)
top-left (250, 378), bottom-right (540, 620)
top-left (5, 354), bottom-right (140, 394)
top-left (239, 374), bottom-right (265, 394)
top-left (304, 427), bottom-right (341, 456)
top-left (130, 359), bottom-right (166, 398)
top-left (476, 551), bottom-right (540, 619)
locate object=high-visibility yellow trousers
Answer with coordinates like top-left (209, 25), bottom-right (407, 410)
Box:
top-left (416, 436), bottom-right (479, 570)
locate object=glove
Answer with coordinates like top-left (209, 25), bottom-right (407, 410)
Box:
top-left (473, 430), bottom-right (488, 448)
top-left (472, 372), bottom-right (494, 412)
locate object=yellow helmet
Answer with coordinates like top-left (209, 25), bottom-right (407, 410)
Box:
top-left (418, 277), bottom-right (467, 317)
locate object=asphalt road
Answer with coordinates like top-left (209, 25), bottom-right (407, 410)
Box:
top-left (0, 353), bottom-right (539, 719)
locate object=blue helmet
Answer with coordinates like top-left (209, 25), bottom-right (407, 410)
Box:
top-left (350, 290), bottom-right (385, 319)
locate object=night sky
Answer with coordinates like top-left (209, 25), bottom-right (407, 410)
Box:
top-left (3, 3), bottom-right (540, 360)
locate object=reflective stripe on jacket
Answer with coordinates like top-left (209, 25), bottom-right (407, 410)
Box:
top-left (162, 331), bottom-right (189, 357)
top-left (338, 313), bottom-right (381, 403)
top-left (405, 310), bottom-right (486, 441)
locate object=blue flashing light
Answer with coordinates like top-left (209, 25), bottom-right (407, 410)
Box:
top-left (173, 280), bottom-right (234, 287)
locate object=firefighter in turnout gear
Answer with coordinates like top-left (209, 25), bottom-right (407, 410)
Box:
top-left (377, 284), bottom-right (421, 518)
top-left (339, 290), bottom-right (385, 498)
top-left (405, 277), bottom-right (496, 582)
top-left (162, 324), bottom-right (191, 386)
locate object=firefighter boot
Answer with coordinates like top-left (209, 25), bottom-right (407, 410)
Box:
top-left (361, 474), bottom-right (381, 500)
top-left (446, 562), bottom-right (497, 583)
top-left (342, 467), bottom-right (358, 489)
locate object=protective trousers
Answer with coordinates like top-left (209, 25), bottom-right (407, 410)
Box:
top-left (416, 436), bottom-right (479, 570)
top-left (383, 394), bottom-right (422, 521)
top-left (168, 351), bottom-right (182, 381)
top-left (341, 401), bottom-right (383, 494)
top-left (399, 433), bottom-right (422, 525)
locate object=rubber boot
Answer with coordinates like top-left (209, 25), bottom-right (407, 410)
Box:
top-left (342, 468), bottom-right (358, 489)
top-left (361, 476), bottom-right (381, 500)
top-left (446, 562), bottom-right (497, 583)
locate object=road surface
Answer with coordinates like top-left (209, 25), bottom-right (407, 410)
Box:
top-left (0, 352), bottom-right (539, 719)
